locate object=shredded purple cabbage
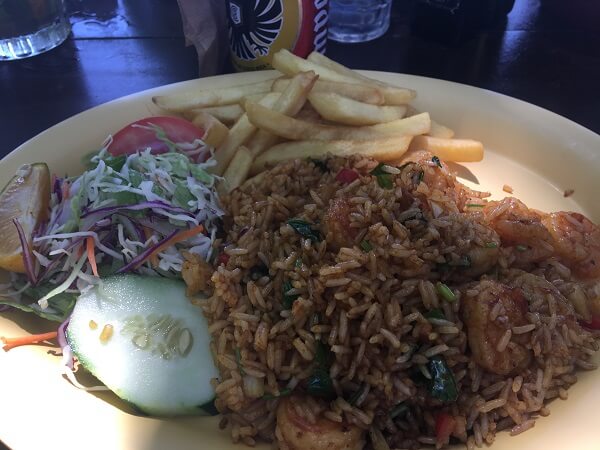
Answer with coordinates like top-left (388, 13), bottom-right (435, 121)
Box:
top-left (81, 201), bottom-right (191, 219)
top-left (116, 228), bottom-right (178, 274)
top-left (53, 177), bottom-right (63, 204)
top-left (57, 317), bottom-right (70, 348)
top-left (13, 219), bottom-right (38, 285)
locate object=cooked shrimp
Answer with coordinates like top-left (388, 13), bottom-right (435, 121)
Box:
top-left (541, 211), bottom-right (600, 279)
top-left (590, 294), bottom-right (600, 318)
top-left (276, 396), bottom-right (365, 450)
top-left (322, 197), bottom-right (357, 251)
top-left (181, 251), bottom-right (213, 295)
top-left (566, 283), bottom-right (596, 322)
top-left (464, 245), bottom-right (500, 277)
top-left (461, 281), bottom-right (531, 376)
top-left (484, 198), bottom-right (542, 239)
top-left (483, 197), bottom-right (557, 269)
top-left (398, 150), bottom-right (453, 193)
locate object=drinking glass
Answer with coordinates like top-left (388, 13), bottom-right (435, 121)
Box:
top-left (328, 0), bottom-right (392, 43)
top-left (0, 0), bottom-right (70, 60)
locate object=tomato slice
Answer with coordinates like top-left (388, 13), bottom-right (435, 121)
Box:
top-left (435, 413), bottom-right (456, 444)
top-left (335, 168), bottom-right (360, 184)
top-left (107, 116), bottom-right (205, 156)
top-left (217, 253), bottom-right (230, 266)
top-left (580, 315), bottom-right (600, 330)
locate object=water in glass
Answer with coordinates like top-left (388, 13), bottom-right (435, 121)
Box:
top-left (0, 0), bottom-right (70, 60)
top-left (328, 0), bottom-right (392, 43)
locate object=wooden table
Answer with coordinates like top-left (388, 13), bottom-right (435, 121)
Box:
top-left (1, 0), bottom-right (599, 159)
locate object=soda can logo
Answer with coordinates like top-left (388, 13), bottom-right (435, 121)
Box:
top-left (227, 0), bottom-right (328, 71)
top-left (228, 0), bottom-right (284, 62)
top-left (312, 0), bottom-right (328, 54)
top-left (229, 3), bottom-right (243, 25)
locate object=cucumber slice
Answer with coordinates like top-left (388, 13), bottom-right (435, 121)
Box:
top-left (67, 274), bottom-right (219, 416)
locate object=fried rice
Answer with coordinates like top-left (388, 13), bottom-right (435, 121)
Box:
top-left (192, 153), bottom-right (600, 449)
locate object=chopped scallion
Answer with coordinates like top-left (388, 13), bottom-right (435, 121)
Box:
top-left (287, 218), bottom-right (321, 242)
top-left (308, 158), bottom-right (329, 173)
top-left (428, 355), bottom-right (458, 402)
top-left (360, 239), bottom-right (373, 252)
top-left (457, 255), bottom-right (472, 267)
top-left (235, 347), bottom-right (246, 376)
top-left (282, 280), bottom-right (299, 310)
top-left (390, 402), bottom-right (409, 419)
top-left (262, 388), bottom-right (292, 400)
top-left (425, 308), bottom-right (445, 320)
top-left (370, 163), bottom-right (394, 189)
top-left (436, 282), bottom-right (456, 302)
top-left (348, 385), bottom-right (365, 405)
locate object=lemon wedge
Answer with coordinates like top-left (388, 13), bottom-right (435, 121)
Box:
top-left (0, 163), bottom-right (50, 273)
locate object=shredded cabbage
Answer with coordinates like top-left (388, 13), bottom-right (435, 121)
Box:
top-left (4, 138), bottom-right (223, 315)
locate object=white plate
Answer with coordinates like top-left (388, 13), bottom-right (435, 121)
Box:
top-left (0, 71), bottom-right (599, 450)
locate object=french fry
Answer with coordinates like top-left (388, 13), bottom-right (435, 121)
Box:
top-left (306, 51), bottom-right (416, 105)
top-left (152, 78), bottom-right (274, 112)
top-left (428, 120), bottom-right (455, 139)
top-left (191, 112), bottom-right (229, 148)
top-left (246, 102), bottom-right (431, 141)
top-left (296, 103), bottom-right (323, 123)
top-left (245, 71), bottom-right (318, 157)
top-left (210, 92), bottom-right (280, 175)
top-left (245, 128), bottom-right (280, 159)
top-left (407, 106), bottom-right (455, 139)
top-left (272, 78), bottom-right (384, 105)
top-left (221, 146), bottom-right (253, 194)
top-left (371, 112), bottom-right (431, 136)
top-left (274, 50), bottom-right (415, 105)
top-left (309, 92), bottom-right (406, 126)
top-left (409, 135), bottom-right (483, 162)
top-left (243, 93), bottom-right (271, 104)
top-left (251, 136), bottom-right (413, 174)
top-left (307, 51), bottom-right (380, 84)
top-left (273, 49), bottom-right (358, 84)
top-left (184, 104), bottom-right (244, 125)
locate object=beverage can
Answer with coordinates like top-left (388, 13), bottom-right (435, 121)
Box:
top-left (226, 0), bottom-right (329, 72)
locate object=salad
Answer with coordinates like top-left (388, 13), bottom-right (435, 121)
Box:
top-left (0, 116), bottom-right (223, 415)
top-left (0, 116), bottom-right (221, 320)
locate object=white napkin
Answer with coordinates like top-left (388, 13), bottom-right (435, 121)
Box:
top-left (177, 0), bottom-right (229, 76)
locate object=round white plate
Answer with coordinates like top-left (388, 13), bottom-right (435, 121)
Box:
top-left (0, 71), bottom-right (599, 450)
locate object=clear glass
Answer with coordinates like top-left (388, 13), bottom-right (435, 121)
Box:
top-left (0, 0), bottom-right (70, 60)
top-left (328, 0), bottom-right (392, 43)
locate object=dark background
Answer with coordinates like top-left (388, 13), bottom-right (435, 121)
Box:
top-left (1, 0), bottom-right (599, 159)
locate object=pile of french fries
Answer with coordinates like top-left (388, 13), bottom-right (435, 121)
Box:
top-left (152, 49), bottom-right (484, 193)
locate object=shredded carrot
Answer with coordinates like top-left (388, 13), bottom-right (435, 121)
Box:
top-left (1, 331), bottom-right (58, 352)
top-left (76, 242), bottom-right (85, 258)
top-left (134, 224), bottom-right (205, 270)
top-left (61, 182), bottom-right (70, 200)
top-left (143, 227), bottom-right (159, 268)
top-left (86, 236), bottom-right (99, 277)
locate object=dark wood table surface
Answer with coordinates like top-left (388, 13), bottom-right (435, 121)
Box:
top-left (1, 0), bottom-right (599, 160)
top-left (0, 1), bottom-right (598, 449)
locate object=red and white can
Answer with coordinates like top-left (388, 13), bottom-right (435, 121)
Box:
top-left (226, 0), bottom-right (329, 71)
